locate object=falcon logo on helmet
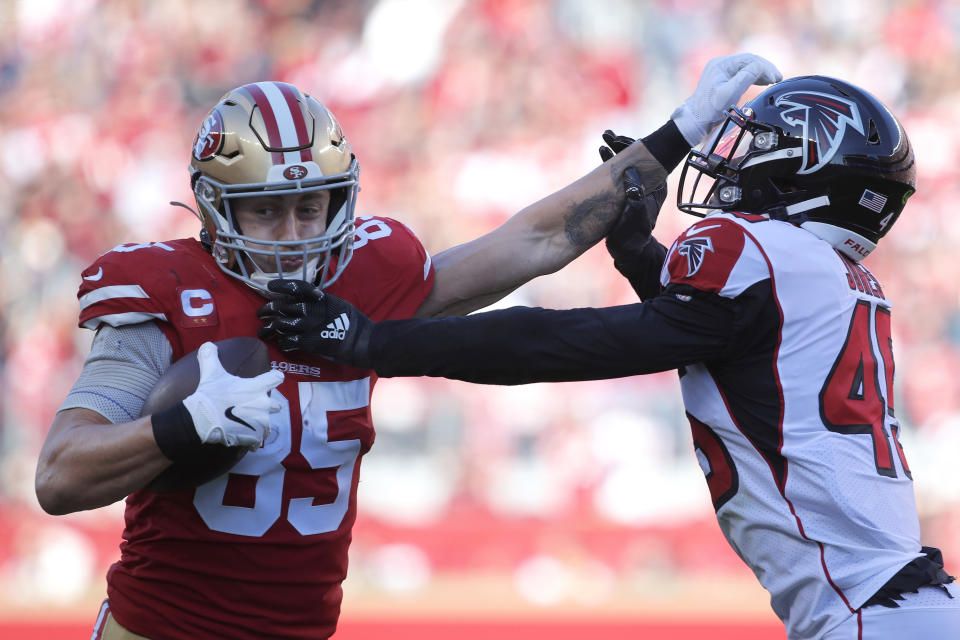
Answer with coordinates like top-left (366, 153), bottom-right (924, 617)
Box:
top-left (774, 91), bottom-right (864, 175)
top-left (193, 110), bottom-right (225, 161)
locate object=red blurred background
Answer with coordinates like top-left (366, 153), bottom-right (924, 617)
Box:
top-left (1, 0), bottom-right (957, 637)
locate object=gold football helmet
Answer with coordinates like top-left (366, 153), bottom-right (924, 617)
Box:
top-left (188, 81), bottom-right (359, 291)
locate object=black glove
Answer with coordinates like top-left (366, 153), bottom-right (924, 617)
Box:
top-left (598, 129), bottom-right (636, 162)
top-left (600, 128), bottom-right (664, 260)
top-left (256, 279), bottom-right (373, 368)
top-left (607, 168), bottom-right (666, 251)
top-left (605, 168), bottom-right (669, 301)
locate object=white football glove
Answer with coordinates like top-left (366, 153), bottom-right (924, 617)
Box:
top-left (182, 342), bottom-right (284, 450)
top-left (672, 53), bottom-right (783, 147)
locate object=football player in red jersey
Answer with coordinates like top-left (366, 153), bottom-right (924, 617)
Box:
top-left (36, 54), bottom-right (780, 640)
top-left (260, 76), bottom-right (960, 639)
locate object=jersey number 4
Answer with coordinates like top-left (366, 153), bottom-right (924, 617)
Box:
top-left (820, 300), bottom-right (911, 479)
top-left (192, 379), bottom-right (367, 537)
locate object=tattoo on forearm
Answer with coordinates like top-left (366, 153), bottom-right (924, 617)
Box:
top-left (563, 143), bottom-right (668, 248)
top-left (608, 145), bottom-right (669, 191)
top-left (565, 190), bottom-right (624, 247)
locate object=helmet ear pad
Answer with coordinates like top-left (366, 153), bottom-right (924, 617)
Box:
top-left (730, 143), bottom-right (812, 218)
top-left (736, 160), bottom-right (914, 245)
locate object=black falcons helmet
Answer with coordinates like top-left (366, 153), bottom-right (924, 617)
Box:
top-left (677, 75), bottom-right (916, 261)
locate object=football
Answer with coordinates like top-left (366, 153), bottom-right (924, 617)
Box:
top-left (141, 336), bottom-right (273, 492)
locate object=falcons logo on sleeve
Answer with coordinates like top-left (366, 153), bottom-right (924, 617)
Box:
top-left (774, 91), bottom-right (864, 175)
top-left (677, 225), bottom-right (718, 276)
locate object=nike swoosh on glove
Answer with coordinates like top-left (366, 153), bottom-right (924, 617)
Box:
top-left (672, 52), bottom-right (782, 146)
top-left (256, 279), bottom-right (374, 368)
top-left (183, 342), bottom-right (283, 450)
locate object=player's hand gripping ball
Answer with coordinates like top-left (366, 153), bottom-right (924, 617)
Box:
top-left (141, 337), bottom-right (277, 492)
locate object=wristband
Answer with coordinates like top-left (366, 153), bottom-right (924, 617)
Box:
top-left (151, 401), bottom-right (201, 462)
top-left (642, 120), bottom-right (691, 173)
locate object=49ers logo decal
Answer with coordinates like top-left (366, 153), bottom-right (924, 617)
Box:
top-left (774, 91), bottom-right (864, 175)
top-left (283, 164), bottom-right (307, 180)
top-left (193, 109), bottom-right (225, 161)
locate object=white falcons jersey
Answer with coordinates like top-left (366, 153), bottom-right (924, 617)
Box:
top-left (660, 212), bottom-right (920, 639)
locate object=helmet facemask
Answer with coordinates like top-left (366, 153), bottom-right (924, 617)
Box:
top-left (678, 106), bottom-right (807, 219)
top-left (194, 158), bottom-right (359, 292)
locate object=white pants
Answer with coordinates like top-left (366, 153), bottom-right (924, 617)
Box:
top-left (821, 582), bottom-right (960, 640)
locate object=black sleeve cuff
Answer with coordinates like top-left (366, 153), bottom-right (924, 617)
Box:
top-left (641, 120), bottom-right (691, 173)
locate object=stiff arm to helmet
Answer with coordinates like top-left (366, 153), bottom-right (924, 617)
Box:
top-left (677, 75), bottom-right (916, 260)
top-left (671, 53), bottom-right (783, 146)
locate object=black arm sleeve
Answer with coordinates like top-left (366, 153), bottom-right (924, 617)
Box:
top-left (609, 228), bottom-right (668, 301)
top-left (369, 285), bottom-right (741, 385)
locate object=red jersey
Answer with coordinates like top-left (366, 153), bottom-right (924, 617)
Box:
top-left (76, 216), bottom-right (434, 639)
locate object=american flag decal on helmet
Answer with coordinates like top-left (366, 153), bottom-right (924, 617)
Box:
top-left (239, 82), bottom-right (314, 165)
top-left (775, 91), bottom-right (864, 175)
top-left (858, 189), bottom-right (888, 213)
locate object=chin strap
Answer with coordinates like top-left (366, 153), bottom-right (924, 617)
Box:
top-left (248, 256), bottom-right (322, 290)
top-left (759, 195), bottom-right (832, 224)
top-left (169, 200), bottom-right (202, 220)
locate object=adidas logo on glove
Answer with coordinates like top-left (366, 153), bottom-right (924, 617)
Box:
top-left (320, 313), bottom-right (350, 340)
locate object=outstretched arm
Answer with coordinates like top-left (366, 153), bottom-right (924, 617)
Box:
top-left (417, 138), bottom-right (668, 317)
top-left (416, 53), bottom-right (780, 317)
top-left (257, 280), bottom-right (744, 384)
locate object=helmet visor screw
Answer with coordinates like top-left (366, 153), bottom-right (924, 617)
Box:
top-left (719, 186), bottom-right (742, 203)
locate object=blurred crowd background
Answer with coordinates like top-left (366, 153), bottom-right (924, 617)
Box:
top-left (1, 0), bottom-right (959, 627)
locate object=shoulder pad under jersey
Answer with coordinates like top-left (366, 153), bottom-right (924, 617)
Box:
top-left (77, 239), bottom-right (209, 330)
top-left (660, 215), bottom-right (771, 298)
top-left (333, 216), bottom-right (434, 320)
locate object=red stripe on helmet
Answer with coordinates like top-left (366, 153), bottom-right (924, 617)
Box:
top-left (275, 82), bottom-right (314, 163)
top-left (805, 95), bottom-right (850, 114)
top-left (241, 83), bottom-right (283, 165)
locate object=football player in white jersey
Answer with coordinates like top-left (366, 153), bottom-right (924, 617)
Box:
top-left (260, 76), bottom-right (960, 639)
